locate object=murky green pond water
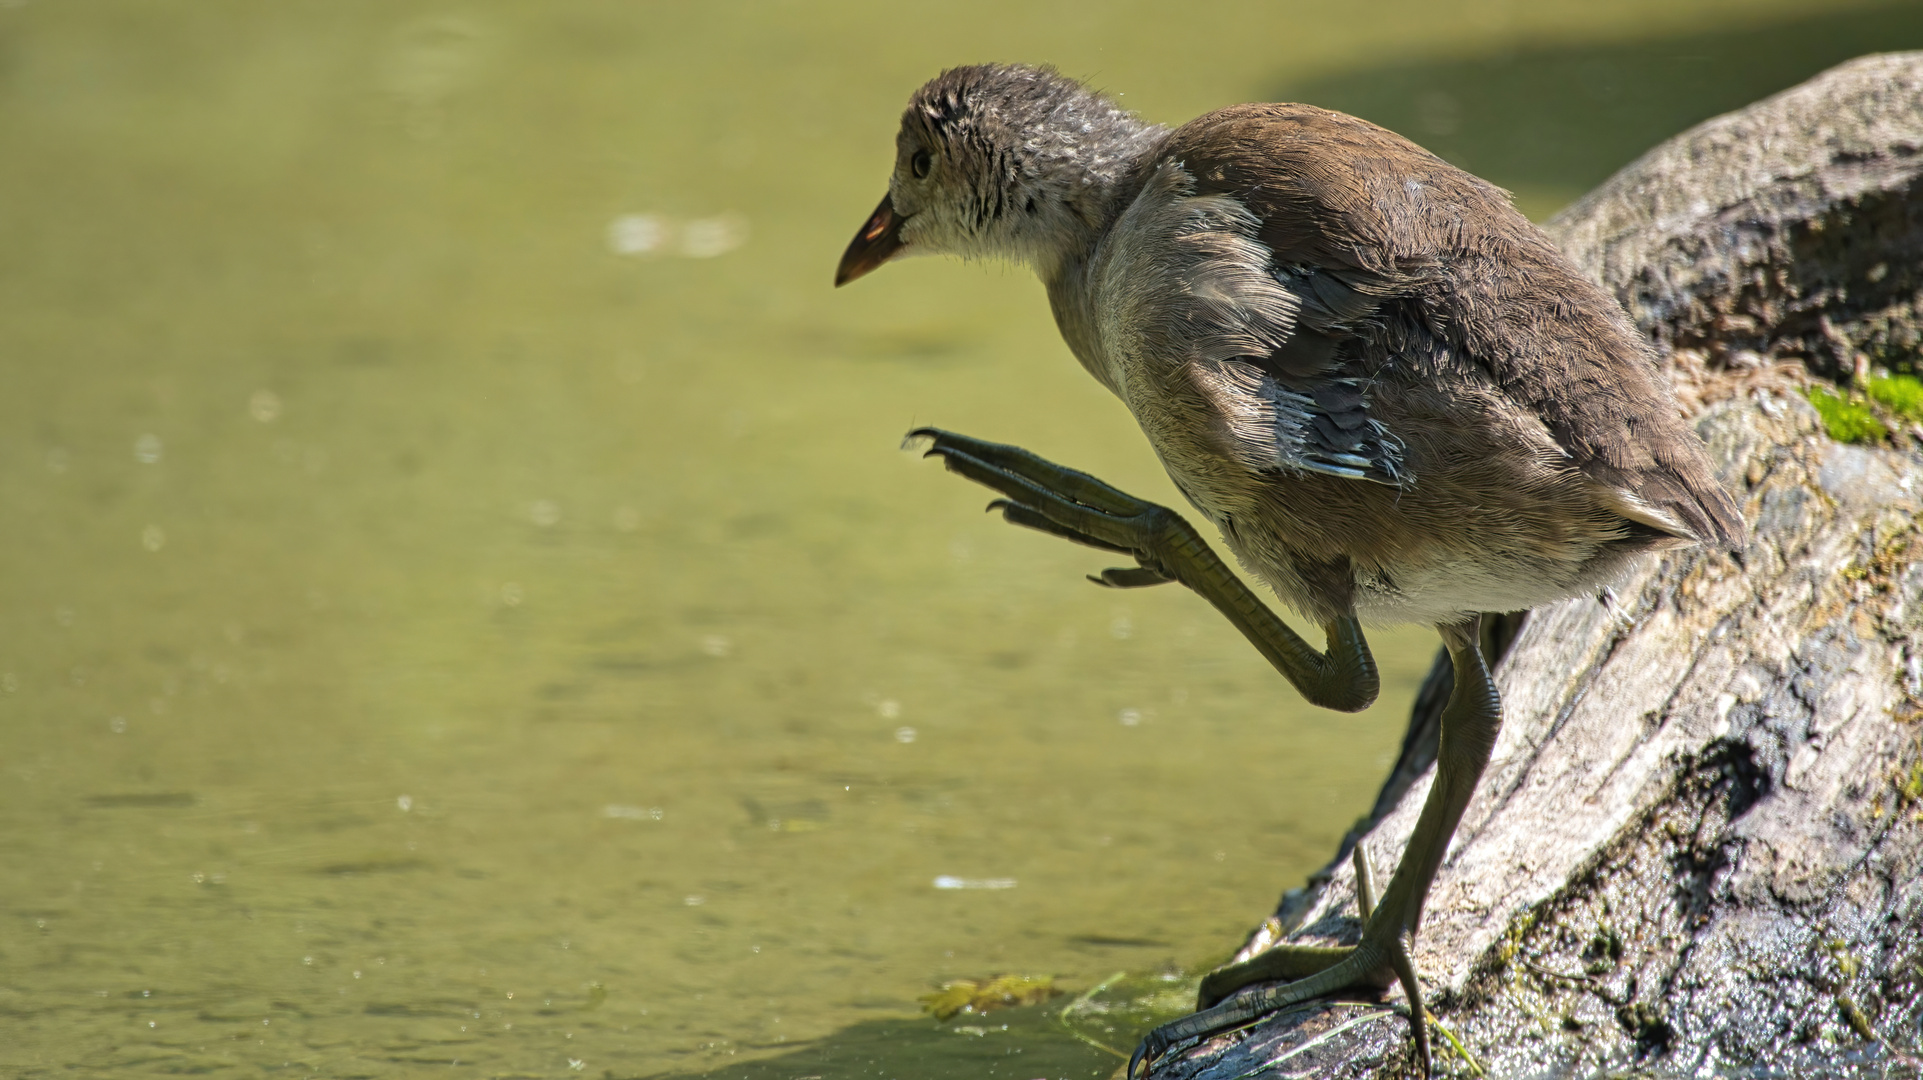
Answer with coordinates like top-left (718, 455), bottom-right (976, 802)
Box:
top-left (2, 2), bottom-right (1914, 1077)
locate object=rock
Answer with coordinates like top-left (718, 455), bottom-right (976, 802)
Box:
top-left (1554, 51), bottom-right (1923, 383)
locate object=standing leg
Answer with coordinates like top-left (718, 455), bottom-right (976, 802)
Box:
top-left (1132, 616), bottom-right (1501, 1078)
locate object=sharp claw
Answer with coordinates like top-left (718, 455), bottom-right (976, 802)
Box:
top-left (1129, 1026), bottom-right (1184, 1079)
top-left (1092, 565), bottom-right (1174, 589)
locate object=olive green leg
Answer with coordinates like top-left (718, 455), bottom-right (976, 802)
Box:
top-left (1130, 617), bottom-right (1500, 1078)
top-left (907, 428), bottom-right (1379, 713)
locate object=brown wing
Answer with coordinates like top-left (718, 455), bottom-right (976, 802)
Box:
top-left (1162, 103), bottom-right (1746, 551)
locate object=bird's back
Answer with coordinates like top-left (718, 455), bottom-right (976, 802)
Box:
top-left (1071, 103), bottom-right (1743, 625)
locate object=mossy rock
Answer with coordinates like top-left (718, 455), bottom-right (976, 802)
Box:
top-left (1867, 374), bottom-right (1923, 421)
top-left (1806, 387), bottom-right (1887, 443)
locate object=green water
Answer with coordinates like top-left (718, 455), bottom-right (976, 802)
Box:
top-left (1, 2), bottom-right (1912, 1077)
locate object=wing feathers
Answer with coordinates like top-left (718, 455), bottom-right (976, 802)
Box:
top-left (1158, 103), bottom-right (1744, 551)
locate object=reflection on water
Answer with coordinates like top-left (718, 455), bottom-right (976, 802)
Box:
top-left (1277, 0), bottom-right (1923, 217)
top-left (0, 1), bottom-right (1890, 1076)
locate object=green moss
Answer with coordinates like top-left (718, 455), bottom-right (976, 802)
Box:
top-left (1867, 374), bottom-right (1923, 421)
top-left (1494, 905), bottom-right (1540, 972)
top-left (919, 974), bottom-right (1061, 1020)
top-left (1806, 387), bottom-right (1888, 443)
top-left (1583, 925), bottom-right (1624, 975)
top-left (1898, 758), bottom-right (1923, 805)
top-left (1837, 994), bottom-right (1876, 1041)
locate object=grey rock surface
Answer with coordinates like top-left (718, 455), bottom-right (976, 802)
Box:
top-left (1553, 51), bottom-right (1923, 380)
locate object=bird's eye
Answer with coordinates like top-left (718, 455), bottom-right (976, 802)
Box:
top-left (910, 149), bottom-right (932, 180)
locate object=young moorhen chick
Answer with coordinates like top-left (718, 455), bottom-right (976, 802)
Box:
top-left (835, 63), bottom-right (1744, 1077)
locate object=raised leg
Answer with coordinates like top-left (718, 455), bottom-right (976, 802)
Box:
top-left (905, 429), bottom-right (1500, 1076)
top-left (908, 428), bottom-right (1378, 713)
top-left (1130, 616), bottom-right (1501, 1078)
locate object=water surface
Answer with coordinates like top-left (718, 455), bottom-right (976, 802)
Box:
top-left (0, 2), bottom-right (1906, 1076)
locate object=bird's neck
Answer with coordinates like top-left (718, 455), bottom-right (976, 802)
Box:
top-left (1043, 254), bottom-right (1123, 395)
top-left (1010, 119), bottom-right (1168, 281)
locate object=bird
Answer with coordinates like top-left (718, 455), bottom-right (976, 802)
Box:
top-left (833, 63), bottom-right (1744, 1077)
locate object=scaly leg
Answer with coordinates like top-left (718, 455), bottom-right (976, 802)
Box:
top-left (908, 428), bottom-right (1378, 712)
top-left (1130, 617), bottom-right (1501, 1078)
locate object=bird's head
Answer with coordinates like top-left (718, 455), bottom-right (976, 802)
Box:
top-left (835, 64), bottom-right (1162, 286)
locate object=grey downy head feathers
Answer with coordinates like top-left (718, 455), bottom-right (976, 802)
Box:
top-left (836, 64), bottom-right (1164, 283)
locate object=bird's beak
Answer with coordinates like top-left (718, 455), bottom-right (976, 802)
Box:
top-left (834, 194), bottom-right (906, 287)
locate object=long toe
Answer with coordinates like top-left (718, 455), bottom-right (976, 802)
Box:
top-left (908, 428), bottom-right (1153, 515)
top-left (925, 445), bottom-right (1178, 559)
top-left (988, 498), bottom-right (1135, 555)
top-left (1128, 990), bottom-right (1284, 1077)
top-left (1128, 936), bottom-right (1419, 1078)
top-left (1195, 943), bottom-right (1353, 1009)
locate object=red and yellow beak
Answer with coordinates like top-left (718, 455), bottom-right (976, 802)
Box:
top-left (834, 193), bottom-right (906, 286)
